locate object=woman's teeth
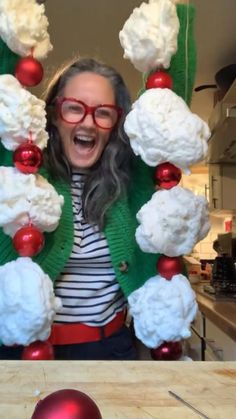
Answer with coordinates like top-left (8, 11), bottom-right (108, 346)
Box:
top-left (74, 136), bottom-right (95, 149)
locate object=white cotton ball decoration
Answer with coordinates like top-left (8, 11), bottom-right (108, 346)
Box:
top-left (136, 186), bottom-right (210, 257)
top-left (124, 88), bottom-right (210, 172)
top-left (119, 0), bottom-right (179, 72)
top-left (128, 273), bottom-right (197, 348)
top-left (0, 258), bottom-right (62, 346)
top-left (0, 167), bottom-right (64, 237)
top-left (0, 0), bottom-right (52, 59)
top-left (0, 75), bottom-right (48, 151)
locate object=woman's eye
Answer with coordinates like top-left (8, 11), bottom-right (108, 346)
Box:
top-left (96, 108), bottom-right (112, 118)
top-left (63, 101), bottom-right (84, 114)
top-left (68, 105), bottom-right (84, 113)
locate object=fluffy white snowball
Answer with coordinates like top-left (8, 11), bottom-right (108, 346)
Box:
top-left (124, 88), bottom-right (210, 172)
top-left (128, 273), bottom-right (197, 348)
top-left (0, 167), bottom-right (64, 237)
top-left (136, 186), bottom-right (210, 256)
top-left (0, 75), bottom-right (48, 151)
top-left (119, 0), bottom-right (179, 72)
top-left (0, 258), bottom-right (62, 346)
top-left (0, 0), bottom-right (52, 59)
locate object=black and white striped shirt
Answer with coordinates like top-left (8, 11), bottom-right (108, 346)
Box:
top-left (54, 172), bottom-right (126, 326)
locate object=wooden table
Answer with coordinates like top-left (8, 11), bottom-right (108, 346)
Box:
top-left (0, 361), bottom-right (235, 418)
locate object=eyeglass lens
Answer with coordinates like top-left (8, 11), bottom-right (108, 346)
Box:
top-left (61, 100), bottom-right (119, 129)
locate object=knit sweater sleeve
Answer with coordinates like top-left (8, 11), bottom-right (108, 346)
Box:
top-left (0, 142), bottom-right (75, 281)
top-left (170, 4), bottom-right (196, 106)
top-left (141, 4), bottom-right (196, 106)
top-left (0, 144), bottom-right (19, 262)
top-left (104, 157), bottom-right (158, 298)
top-left (105, 3), bottom-right (197, 298)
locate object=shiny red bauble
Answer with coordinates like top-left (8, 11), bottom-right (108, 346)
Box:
top-left (31, 389), bottom-right (102, 419)
top-left (13, 142), bottom-right (43, 174)
top-left (155, 162), bottom-right (182, 189)
top-left (151, 341), bottom-right (183, 361)
top-left (15, 56), bottom-right (44, 87)
top-left (146, 70), bottom-right (173, 90)
top-left (22, 341), bottom-right (54, 361)
top-left (13, 224), bottom-right (45, 257)
top-left (157, 255), bottom-right (182, 280)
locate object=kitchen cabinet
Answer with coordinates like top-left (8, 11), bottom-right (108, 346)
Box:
top-left (187, 309), bottom-right (204, 361)
top-left (185, 285), bottom-right (236, 361)
top-left (187, 308), bottom-right (236, 361)
top-left (204, 317), bottom-right (236, 361)
top-left (209, 163), bottom-right (236, 211)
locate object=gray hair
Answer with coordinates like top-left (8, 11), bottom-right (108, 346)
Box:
top-left (43, 58), bottom-right (133, 228)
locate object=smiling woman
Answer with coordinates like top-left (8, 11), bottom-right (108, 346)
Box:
top-left (43, 58), bottom-right (133, 228)
top-left (0, 0), bottom-right (198, 361)
top-left (54, 72), bottom-right (116, 171)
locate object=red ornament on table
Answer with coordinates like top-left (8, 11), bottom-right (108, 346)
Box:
top-left (155, 162), bottom-right (182, 190)
top-left (13, 141), bottom-right (43, 174)
top-left (31, 389), bottom-right (102, 419)
top-left (15, 56), bottom-right (44, 87)
top-left (13, 224), bottom-right (45, 257)
top-left (146, 70), bottom-right (173, 90)
top-left (157, 255), bottom-right (182, 280)
top-left (151, 341), bottom-right (182, 361)
top-left (22, 340), bottom-right (54, 361)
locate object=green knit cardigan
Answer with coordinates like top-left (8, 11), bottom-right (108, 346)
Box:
top-left (0, 5), bottom-right (196, 298)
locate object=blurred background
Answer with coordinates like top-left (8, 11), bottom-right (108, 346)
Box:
top-left (37, 0), bottom-right (236, 266)
top-left (36, 0), bottom-right (236, 123)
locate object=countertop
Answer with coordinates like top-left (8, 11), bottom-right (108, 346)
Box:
top-left (193, 283), bottom-right (236, 341)
top-left (0, 361), bottom-right (236, 418)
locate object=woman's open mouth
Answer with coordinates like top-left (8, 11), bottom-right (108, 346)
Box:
top-left (73, 135), bottom-right (96, 151)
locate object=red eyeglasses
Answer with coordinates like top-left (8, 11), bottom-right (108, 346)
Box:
top-left (56, 97), bottom-right (123, 130)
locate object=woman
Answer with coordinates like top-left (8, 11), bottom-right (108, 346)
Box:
top-left (44, 57), bottom-right (152, 360)
top-left (0, 58), bottom-right (157, 360)
top-left (0, 1), bottom-right (196, 360)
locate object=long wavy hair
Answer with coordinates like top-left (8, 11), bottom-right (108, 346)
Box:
top-left (43, 58), bottom-right (133, 229)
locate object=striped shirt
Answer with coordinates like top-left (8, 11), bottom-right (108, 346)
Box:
top-left (54, 172), bottom-right (126, 326)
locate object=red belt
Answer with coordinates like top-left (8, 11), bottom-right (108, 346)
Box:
top-left (48, 310), bottom-right (126, 345)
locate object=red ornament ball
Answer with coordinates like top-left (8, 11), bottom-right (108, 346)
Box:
top-left (151, 341), bottom-right (183, 361)
top-left (13, 224), bottom-right (45, 257)
top-left (22, 341), bottom-right (54, 361)
top-left (13, 142), bottom-right (43, 174)
top-left (157, 255), bottom-right (182, 280)
top-left (155, 162), bottom-right (182, 189)
top-left (146, 70), bottom-right (173, 90)
top-left (31, 389), bottom-right (102, 419)
top-left (15, 56), bottom-right (44, 87)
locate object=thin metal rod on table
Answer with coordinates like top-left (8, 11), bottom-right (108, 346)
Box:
top-left (168, 390), bottom-right (211, 419)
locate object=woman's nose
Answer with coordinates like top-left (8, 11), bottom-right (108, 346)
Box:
top-left (80, 112), bottom-right (95, 127)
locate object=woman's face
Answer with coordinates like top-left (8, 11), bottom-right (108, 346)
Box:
top-left (55, 72), bottom-right (116, 170)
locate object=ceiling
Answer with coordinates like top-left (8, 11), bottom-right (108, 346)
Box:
top-left (38, 0), bottom-right (236, 122)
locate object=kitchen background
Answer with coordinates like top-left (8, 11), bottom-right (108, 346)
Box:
top-left (36, 0), bottom-right (236, 264)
